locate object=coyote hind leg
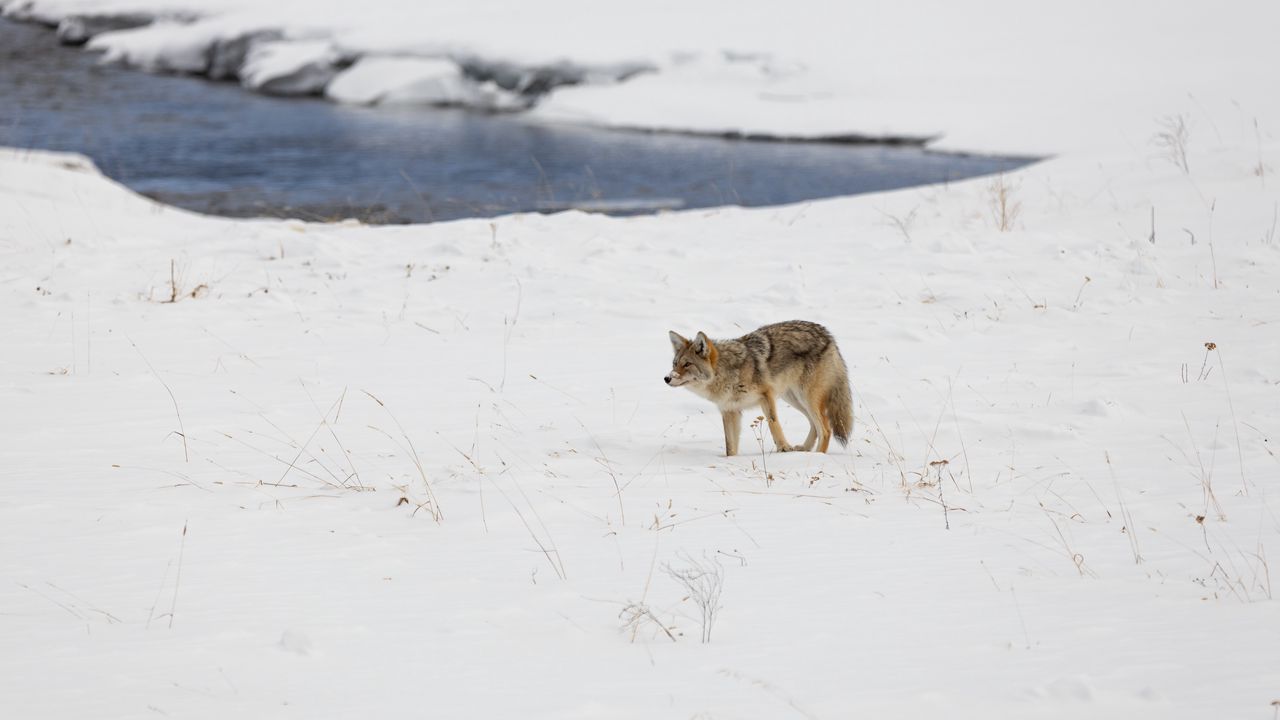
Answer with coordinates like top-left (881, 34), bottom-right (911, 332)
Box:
top-left (783, 389), bottom-right (819, 452)
top-left (806, 383), bottom-right (834, 453)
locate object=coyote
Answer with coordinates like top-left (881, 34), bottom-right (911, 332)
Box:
top-left (665, 321), bottom-right (853, 456)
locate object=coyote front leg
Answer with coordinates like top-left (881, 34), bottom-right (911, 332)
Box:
top-left (721, 410), bottom-right (742, 456)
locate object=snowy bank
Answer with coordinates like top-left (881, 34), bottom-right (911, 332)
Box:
top-left (2, 0), bottom-right (1277, 154)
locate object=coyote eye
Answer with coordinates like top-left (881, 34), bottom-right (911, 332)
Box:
top-left (682, 362), bottom-right (692, 369)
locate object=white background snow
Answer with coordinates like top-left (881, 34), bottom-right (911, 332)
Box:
top-left (1, 0), bottom-right (1279, 717)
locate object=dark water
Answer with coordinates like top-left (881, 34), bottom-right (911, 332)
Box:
top-left (0, 19), bottom-right (1034, 223)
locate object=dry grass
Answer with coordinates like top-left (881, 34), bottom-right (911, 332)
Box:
top-left (878, 206), bottom-right (919, 242)
top-left (854, 392), bottom-right (910, 491)
top-left (1172, 411), bottom-right (1226, 521)
top-left (579, 421), bottom-right (627, 525)
top-left (364, 390), bottom-right (441, 521)
top-left (1207, 343), bottom-right (1249, 496)
top-left (495, 476), bottom-right (567, 581)
top-left (1197, 532), bottom-right (1274, 603)
top-left (930, 459), bottom-right (951, 529)
top-left (664, 552), bottom-right (725, 643)
top-left (748, 415), bottom-right (773, 486)
top-left (145, 521), bottom-right (188, 630)
top-left (1044, 509), bottom-right (1096, 578)
top-left (1252, 118), bottom-right (1268, 185)
top-left (1153, 114), bottom-right (1191, 173)
top-left (155, 258), bottom-right (208, 303)
top-left (226, 387), bottom-right (368, 493)
top-left (988, 174), bottom-right (1022, 232)
top-left (619, 602), bottom-right (677, 642)
top-left (126, 334), bottom-right (188, 463)
top-left (1106, 451), bottom-right (1143, 564)
top-left (1071, 275), bottom-right (1092, 310)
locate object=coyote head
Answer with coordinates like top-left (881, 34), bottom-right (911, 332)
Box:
top-left (665, 331), bottom-right (716, 388)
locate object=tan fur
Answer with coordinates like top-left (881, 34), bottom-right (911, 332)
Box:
top-left (665, 321), bottom-right (854, 456)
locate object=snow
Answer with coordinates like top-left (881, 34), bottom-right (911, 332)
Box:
top-left (325, 56), bottom-right (524, 110)
top-left (4, 0), bottom-right (1277, 154)
top-left (239, 38), bottom-right (342, 95)
top-left (3, 130), bottom-right (1280, 715)
top-left (85, 17), bottom-right (219, 73)
top-left (3, 1), bottom-right (1280, 717)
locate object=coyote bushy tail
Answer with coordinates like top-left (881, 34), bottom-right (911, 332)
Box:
top-left (829, 369), bottom-right (853, 447)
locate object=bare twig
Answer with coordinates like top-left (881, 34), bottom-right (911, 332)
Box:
top-left (664, 552), bottom-right (725, 643)
top-left (931, 459), bottom-right (951, 530)
top-left (1071, 276), bottom-right (1092, 310)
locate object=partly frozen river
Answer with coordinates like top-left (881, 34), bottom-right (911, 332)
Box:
top-left (1, 18), bottom-right (1032, 223)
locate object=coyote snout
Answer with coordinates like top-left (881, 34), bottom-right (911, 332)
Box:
top-left (665, 320), bottom-right (853, 456)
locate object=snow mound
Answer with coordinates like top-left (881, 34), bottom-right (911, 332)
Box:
top-left (531, 53), bottom-right (938, 144)
top-left (26, 5), bottom-right (653, 112)
top-left (85, 19), bottom-right (210, 73)
top-left (326, 55), bottom-right (525, 110)
top-left (55, 12), bottom-right (153, 45)
top-left (241, 38), bottom-right (344, 95)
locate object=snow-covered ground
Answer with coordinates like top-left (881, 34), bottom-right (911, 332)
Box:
top-left (3, 141), bottom-right (1279, 717)
top-left (3, 1), bottom-right (1280, 718)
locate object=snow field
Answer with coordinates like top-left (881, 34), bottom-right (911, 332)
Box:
top-left (2, 130), bottom-right (1278, 716)
top-left (2, 0), bottom-right (1280, 715)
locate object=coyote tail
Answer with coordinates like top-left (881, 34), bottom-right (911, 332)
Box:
top-left (828, 370), bottom-right (854, 447)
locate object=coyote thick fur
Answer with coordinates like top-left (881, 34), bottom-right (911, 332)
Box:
top-left (665, 320), bottom-right (853, 456)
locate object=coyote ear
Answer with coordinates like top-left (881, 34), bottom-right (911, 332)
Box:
top-left (693, 331), bottom-right (712, 358)
top-left (669, 331), bottom-right (689, 352)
